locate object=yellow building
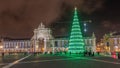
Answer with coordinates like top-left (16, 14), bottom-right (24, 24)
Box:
top-left (102, 33), bottom-right (120, 52)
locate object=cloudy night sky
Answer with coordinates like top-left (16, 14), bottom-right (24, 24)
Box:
top-left (0, 0), bottom-right (120, 40)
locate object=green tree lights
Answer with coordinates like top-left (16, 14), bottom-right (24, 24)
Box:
top-left (68, 7), bottom-right (85, 53)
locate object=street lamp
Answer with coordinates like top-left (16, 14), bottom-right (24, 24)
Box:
top-left (35, 45), bottom-right (39, 52)
top-left (84, 23), bottom-right (86, 26)
top-left (115, 46), bottom-right (118, 52)
top-left (15, 46), bottom-right (18, 53)
top-left (36, 45), bottom-right (38, 49)
top-left (0, 46), bottom-right (3, 49)
top-left (83, 20), bottom-right (92, 33)
top-left (16, 46), bottom-right (18, 49)
top-left (0, 46), bottom-right (3, 53)
top-left (84, 29), bottom-right (87, 32)
top-left (84, 23), bottom-right (87, 32)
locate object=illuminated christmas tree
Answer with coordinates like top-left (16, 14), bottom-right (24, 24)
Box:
top-left (68, 7), bottom-right (85, 53)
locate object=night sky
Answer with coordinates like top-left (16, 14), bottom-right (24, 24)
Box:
top-left (0, 0), bottom-right (120, 40)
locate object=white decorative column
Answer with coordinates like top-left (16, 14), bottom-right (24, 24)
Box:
top-left (93, 38), bottom-right (96, 53)
top-left (52, 40), bottom-right (55, 54)
top-left (58, 40), bottom-right (61, 52)
top-left (35, 40), bottom-right (38, 52)
top-left (89, 39), bottom-right (91, 52)
top-left (33, 40), bottom-right (35, 52)
top-left (44, 39), bottom-right (47, 53)
top-left (61, 40), bottom-right (64, 51)
top-left (84, 39), bottom-right (87, 51)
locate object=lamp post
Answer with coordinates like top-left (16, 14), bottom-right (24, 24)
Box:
top-left (0, 45), bottom-right (4, 56)
top-left (35, 45), bottom-right (38, 52)
top-left (0, 46), bottom-right (3, 49)
top-left (83, 20), bottom-right (92, 33)
top-left (16, 45), bottom-right (18, 53)
top-left (82, 20), bottom-right (92, 37)
top-left (84, 23), bottom-right (87, 32)
top-left (0, 46), bottom-right (3, 53)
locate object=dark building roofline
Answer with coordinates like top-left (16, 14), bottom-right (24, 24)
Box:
top-left (1, 37), bottom-right (30, 41)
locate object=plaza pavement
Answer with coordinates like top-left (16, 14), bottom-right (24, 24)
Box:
top-left (1, 53), bottom-right (120, 68)
top-left (0, 53), bottom-right (29, 68)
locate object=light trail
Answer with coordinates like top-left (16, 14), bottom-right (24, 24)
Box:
top-left (2, 54), bottom-right (31, 68)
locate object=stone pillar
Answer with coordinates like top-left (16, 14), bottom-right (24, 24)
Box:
top-left (52, 40), bottom-right (55, 54)
top-left (62, 40), bottom-right (64, 47)
top-left (89, 39), bottom-right (91, 52)
top-left (58, 40), bottom-right (61, 52)
top-left (35, 40), bottom-right (37, 52)
top-left (44, 39), bottom-right (47, 53)
top-left (110, 38), bottom-right (114, 52)
top-left (93, 38), bottom-right (96, 53)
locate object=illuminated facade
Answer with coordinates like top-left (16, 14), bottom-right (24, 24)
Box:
top-left (52, 34), bottom-right (96, 53)
top-left (96, 40), bottom-right (107, 52)
top-left (0, 23), bottom-right (96, 53)
top-left (51, 38), bottom-right (69, 53)
top-left (107, 35), bottom-right (120, 52)
top-left (0, 39), bottom-right (4, 53)
top-left (31, 23), bottom-right (53, 53)
top-left (100, 33), bottom-right (120, 53)
top-left (84, 33), bottom-right (96, 53)
top-left (109, 36), bottom-right (120, 52)
top-left (3, 39), bottom-right (31, 53)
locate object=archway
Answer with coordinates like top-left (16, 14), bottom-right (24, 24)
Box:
top-left (38, 38), bottom-right (44, 52)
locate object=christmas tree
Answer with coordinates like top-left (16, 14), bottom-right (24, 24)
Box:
top-left (68, 7), bottom-right (85, 53)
